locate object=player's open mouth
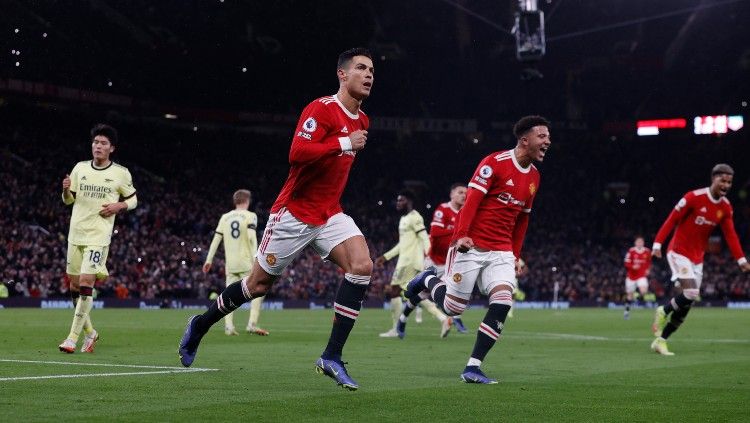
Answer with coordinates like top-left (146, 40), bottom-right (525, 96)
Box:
top-left (363, 82), bottom-right (372, 88)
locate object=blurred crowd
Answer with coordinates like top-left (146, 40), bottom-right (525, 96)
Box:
top-left (2, 107), bottom-right (749, 304)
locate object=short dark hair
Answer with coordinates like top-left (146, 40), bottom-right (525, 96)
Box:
top-left (337, 47), bottom-right (373, 70)
top-left (711, 163), bottom-right (734, 178)
top-left (91, 123), bottom-right (118, 145)
top-left (398, 189), bottom-right (415, 202)
top-left (450, 182), bottom-right (467, 191)
top-left (513, 115), bottom-right (550, 139)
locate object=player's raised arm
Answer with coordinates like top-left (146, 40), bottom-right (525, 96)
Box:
top-left (653, 193), bottom-right (693, 257)
top-left (289, 103), bottom-right (345, 165)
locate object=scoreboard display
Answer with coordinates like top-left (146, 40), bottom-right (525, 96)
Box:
top-left (636, 115), bottom-right (744, 136)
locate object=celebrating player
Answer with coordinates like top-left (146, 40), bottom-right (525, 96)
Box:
top-left (375, 190), bottom-right (451, 339)
top-left (179, 48), bottom-right (374, 390)
top-left (395, 183), bottom-right (469, 337)
top-left (623, 236), bottom-right (652, 319)
top-left (404, 115), bottom-right (550, 383)
top-left (203, 189), bottom-right (268, 336)
top-left (650, 164), bottom-right (750, 355)
top-left (59, 124), bottom-right (137, 353)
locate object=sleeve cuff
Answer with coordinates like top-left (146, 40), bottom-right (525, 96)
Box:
top-left (338, 136), bottom-right (353, 152)
top-left (652, 242), bottom-right (662, 250)
top-left (739, 257), bottom-right (748, 266)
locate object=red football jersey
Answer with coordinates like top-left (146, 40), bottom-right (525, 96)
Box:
top-left (654, 188), bottom-right (744, 264)
top-left (453, 149), bottom-right (540, 254)
top-left (271, 95), bottom-right (369, 225)
top-left (624, 247), bottom-right (651, 280)
top-left (428, 202), bottom-right (460, 265)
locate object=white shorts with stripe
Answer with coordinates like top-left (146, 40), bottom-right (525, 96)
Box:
top-left (256, 208), bottom-right (363, 276)
top-left (666, 250), bottom-right (703, 288)
top-left (625, 277), bottom-right (648, 293)
top-left (443, 246), bottom-right (517, 301)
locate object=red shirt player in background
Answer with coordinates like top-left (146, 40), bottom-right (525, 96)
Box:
top-left (424, 183), bottom-right (467, 330)
top-left (404, 115), bottom-right (550, 384)
top-left (180, 48), bottom-right (375, 390)
top-left (623, 236), bottom-right (652, 320)
top-left (650, 164), bottom-right (750, 356)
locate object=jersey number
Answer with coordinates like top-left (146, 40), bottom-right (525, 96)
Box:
top-left (88, 251), bottom-right (101, 263)
top-left (230, 221), bottom-right (241, 239)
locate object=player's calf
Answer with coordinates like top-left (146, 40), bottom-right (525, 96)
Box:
top-left (463, 289), bottom-right (513, 378)
top-left (322, 273), bottom-right (369, 361)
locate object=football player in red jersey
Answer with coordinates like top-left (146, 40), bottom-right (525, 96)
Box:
top-left (623, 236), bottom-right (652, 319)
top-left (650, 164), bottom-right (750, 355)
top-left (179, 48), bottom-right (374, 390)
top-left (405, 115), bottom-right (550, 383)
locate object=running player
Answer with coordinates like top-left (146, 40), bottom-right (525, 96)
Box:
top-left (59, 124), bottom-right (137, 353)
top-left (623, 236), bottom-right (651, 319)
top-left (650, 164), bottom-right (750, 355)
top-left (404, 115), bottom-right (550, 383)
top-left (179, 48), bottom-right (375, 391)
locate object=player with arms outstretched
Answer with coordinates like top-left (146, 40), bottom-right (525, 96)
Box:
top-left (623, 236), bottom-right (652, 319)
top-left (180, 48), bottom-right (375, 390)
top-left (203, 189), bottom-right (268, 336)
top-left (650, 164), bottom-right (750, 355)
top-left (375, 190), bottom-right (451, 339)
top-left (404, 115), bottom-right (550, 383)
top-left (59, 124), bottom-right (137, 353)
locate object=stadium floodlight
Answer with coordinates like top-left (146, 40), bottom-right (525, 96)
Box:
top-left (514, 0), bottom-right (545, 62)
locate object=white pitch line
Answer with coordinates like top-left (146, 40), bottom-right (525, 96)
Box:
top-left (0, 359), bottom-right (218, 382)
top-left (0, 369), bottom-right (217, 382)
top-left (510, 332), bottom-right (750, 344)
top-left (0, 359), bottom-right (217, 371)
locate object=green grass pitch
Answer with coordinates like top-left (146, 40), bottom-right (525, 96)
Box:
top-left (1, 307), bottom-right (749, 422)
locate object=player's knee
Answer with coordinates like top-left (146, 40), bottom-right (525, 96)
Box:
top-left (246, 277), bottom-right (272, 297)
top-left (344, 272), bottom-right (370, 286)
top-left (349, 257), bottom-right (373, 277)
top-left (442, 296), bottom-right (466, 316)
top-left (683, 288), bottom-right (699, 301)
top-left (78, 274), bottom-right (96, 286)
top-left (489, 289), bottom-right (513, 306)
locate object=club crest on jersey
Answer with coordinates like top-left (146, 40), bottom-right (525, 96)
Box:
top-left (302, 117), bottom-right (317, 133)
top-left (529, 183), bottom-right (536, 195)
top-left (452, 273), bottom-right (462, 283)
top-left (266, 254), bottom-right (277, 266)
top-left (479, 165), bottom-right (493, 178)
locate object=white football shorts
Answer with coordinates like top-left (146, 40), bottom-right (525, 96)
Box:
top-left (256, 208), bottom-right (363, 276)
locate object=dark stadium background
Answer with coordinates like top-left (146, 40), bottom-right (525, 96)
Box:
top-left (1, 0), bottom-right (748, 305)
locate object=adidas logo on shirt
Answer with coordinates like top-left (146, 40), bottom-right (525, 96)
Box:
top-left (700, 207), bottom-right (707, 213)
top-left (341, 126), bottom-right (349, 133)
top-left (505, 179), bottom-right (515, 186)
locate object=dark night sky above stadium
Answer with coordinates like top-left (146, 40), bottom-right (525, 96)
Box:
top-left (1, 0), bottom-right (749, 122)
